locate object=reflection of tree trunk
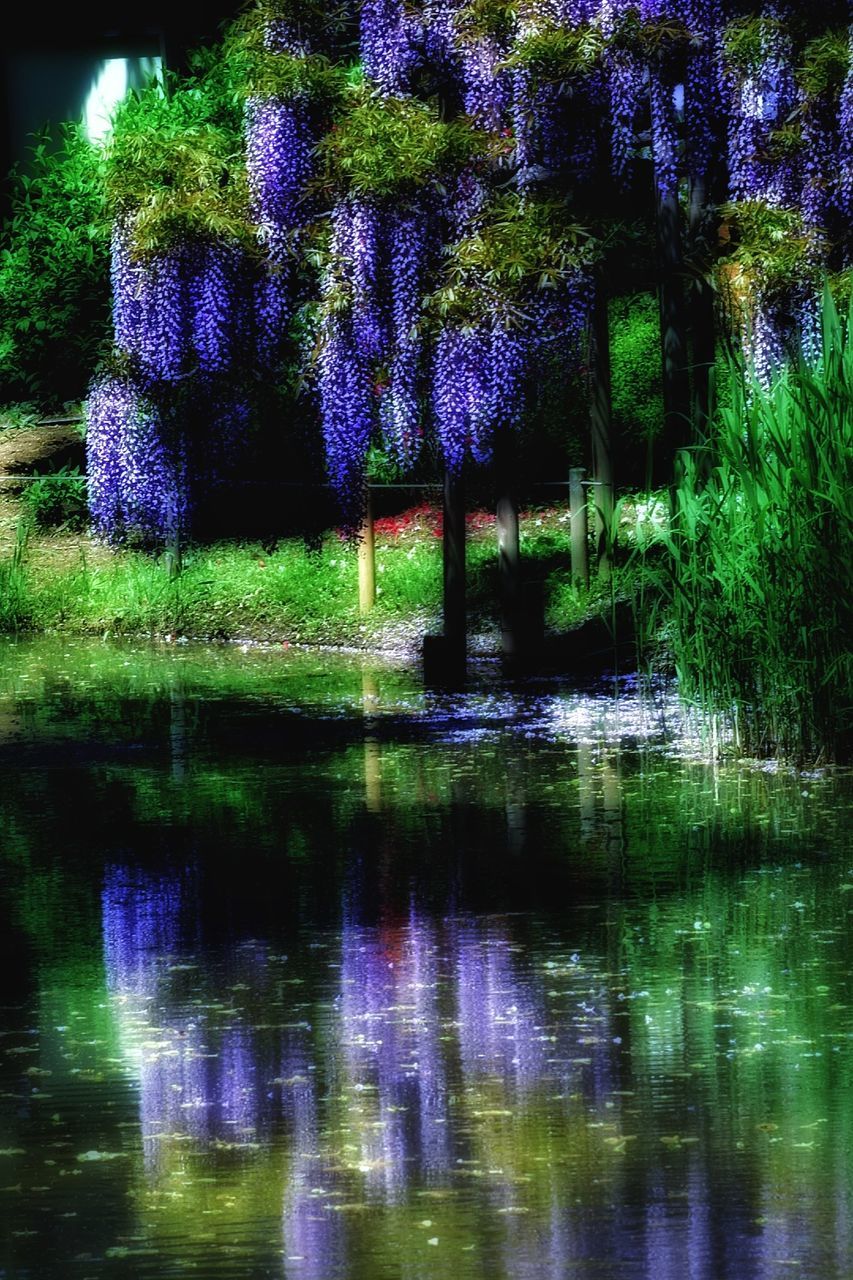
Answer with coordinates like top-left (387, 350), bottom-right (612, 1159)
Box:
top-left (601, 753), bottom-right (624, 873)
top-left (170, 684), bottom-right (186, 782)
top-left (577, 744), bottom-right (595, 845)
top-left (504, 751), bottom-right (527, 859)
top-left (589, 278), bottom-right (614, 580)
top-left (361, 671), bottom-right (382, 814)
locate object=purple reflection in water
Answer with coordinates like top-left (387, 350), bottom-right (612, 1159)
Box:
top-left (102, 866), bottom-right (182, 997)
top-left (453, 923), bottom-right (548, 1093)
top-left (102, 868), bottom-right (273, 1172)
top-left (281, 1045), bottom-right (346, 1280)
top-left (339, 910), bottom-right (451, 1199)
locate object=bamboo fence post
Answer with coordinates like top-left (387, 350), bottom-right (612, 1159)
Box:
top-left (358, 487), bottom-right (376, 614)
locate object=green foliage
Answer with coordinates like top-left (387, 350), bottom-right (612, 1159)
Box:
top-left (609, 293), bottom-right (663, 447)
top-left (718, 200), bottom-right (819, 299)
top-left (798, 29), bottom-right (850, 98)
top-left (639, 291), bottom-right (853, 761)
top-left (0, 521), bottom-right (31, 632)
top-left (0, 403), bottom-right (41, 431)
top-left (429, 193), bottom-right (599, 325)
top-left (0, 534), bottom-right (435, 643)
top-left (503, 23), bottom-right (602, 83)
top-left (103, 75), bottom-right (252, 257)
top-left (828, 267), bottom-right (853, 314)
top-left (221, 7), bottom-right (349, 105)
top-left (318, 88), bottom-right (486, 198)
top-left (22, 467), bottom-right (89, 533)
top-left (606, 11), bottom-right (692, 59)
top-left (722, 16), bottom-right (785, 75)
top-left (0, 126), bottom-right (110, 405)
top-left (455, 0), bottom-right (518, 43)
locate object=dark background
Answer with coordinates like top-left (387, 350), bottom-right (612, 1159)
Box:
top-left (1, 2), bottom-right (239, 212)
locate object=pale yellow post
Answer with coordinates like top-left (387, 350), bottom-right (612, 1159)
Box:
top-left (358, 488), bottom-right (376, 614)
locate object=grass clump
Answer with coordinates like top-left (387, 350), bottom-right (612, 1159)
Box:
top-left (642, 292), bottom-right (852, 762)
top-left (22, 468), bottom-right (89, 532)
top-left (0, 534), bottom-right (444, 645)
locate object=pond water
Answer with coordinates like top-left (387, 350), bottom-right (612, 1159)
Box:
top-left (0, 637), bottom-right (851, 1280)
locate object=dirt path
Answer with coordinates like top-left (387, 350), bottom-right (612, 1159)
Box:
top-left (0, 421), bottom-right (85, 555)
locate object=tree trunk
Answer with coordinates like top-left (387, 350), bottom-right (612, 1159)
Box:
top-left (569, 466), bottom-right (589, 588)
top-left (589, 277), bottom-right (614, 579)
top-left (443, 467), bottom-right (466, 667)
top-left (495, 432), bottom-right (522, 659)
top-left (656, 190), bottom-right (691, 482)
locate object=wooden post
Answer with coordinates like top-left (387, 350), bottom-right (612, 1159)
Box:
top-left (443, 467), bottom-right (466, 673)
top-left (589, 279), bottom-right (614, 581)
top-left (496, 494), bottom-right (521, 659)
top-left (358, 487), bottom-right (376, 614)
top-left (423, 471), bottom-right (467, 685)
top-left (569, 467), bottom-right (588, 588)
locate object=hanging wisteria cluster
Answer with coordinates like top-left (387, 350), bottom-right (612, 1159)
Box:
top-left (90, 210), bottom-right (277, 544)
top-left (87, 369), bottom-right (188, 545)
top-left (87, 0), bottom-right (852, 539)
top-left (317, 195), bottom-right (434, 517)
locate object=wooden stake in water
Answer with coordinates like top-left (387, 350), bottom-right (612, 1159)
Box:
top-left (358, 489), bottom-right (376, 614)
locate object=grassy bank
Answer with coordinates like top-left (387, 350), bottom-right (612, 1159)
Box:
top-left (0, 504), bottom-right (629, 652)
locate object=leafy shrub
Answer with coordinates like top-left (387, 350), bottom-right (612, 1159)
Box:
top-left (609, 292), bottom-right (663, 450)
top-left (0, 126), bottom-right (110, 405)
top-left (22, 466), bottom-right (89, 532)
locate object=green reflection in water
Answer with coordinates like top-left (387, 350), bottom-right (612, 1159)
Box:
top-left (0, 637), bottom-right (851, 1279)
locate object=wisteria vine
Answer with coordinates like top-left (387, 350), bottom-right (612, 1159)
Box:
top-left (88, 0), bottom-right (852, 539)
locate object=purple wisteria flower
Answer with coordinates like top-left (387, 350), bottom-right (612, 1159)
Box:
top-left (138, 246), bottom-right (192, 384)
top-left (361, 0), bottom-right (421, 94)
top-left (380, 206), bottom-right (429, 469)
top-left (460, 36), bottom-right (511, 132)
top-left (433, 322), bottom-right (525, 472)
top-left (111, 214), bottom-right (144, 359)
top-left (649, 63), bottom-right (680, 199)
top-left (245, 95), bottom-right (315, 262)
top-left (86, 370), bottom-right (188, 545)
top-left (605, 46), bottom-right (644, 186)
top-left (838, 25), bottom-right (853, 228)
top-left (684, 0), bottom-right (722, 189)
top-left (318, 309), bottom-right (375, 523)
top-left (188, 241), bottom-right (243, 374)
top-left (254, 262), bottom-right (292, 369)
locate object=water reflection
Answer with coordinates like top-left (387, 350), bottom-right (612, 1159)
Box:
top-left (0, 639), bottom-right (851, 1279)
top-left (97, 860), bottom-right (853, 1279)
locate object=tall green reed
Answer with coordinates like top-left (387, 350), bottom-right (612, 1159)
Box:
top-left (642, 291), bottom-right (852, 761)
top-left (0, 516), bottom-right (33, 632)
